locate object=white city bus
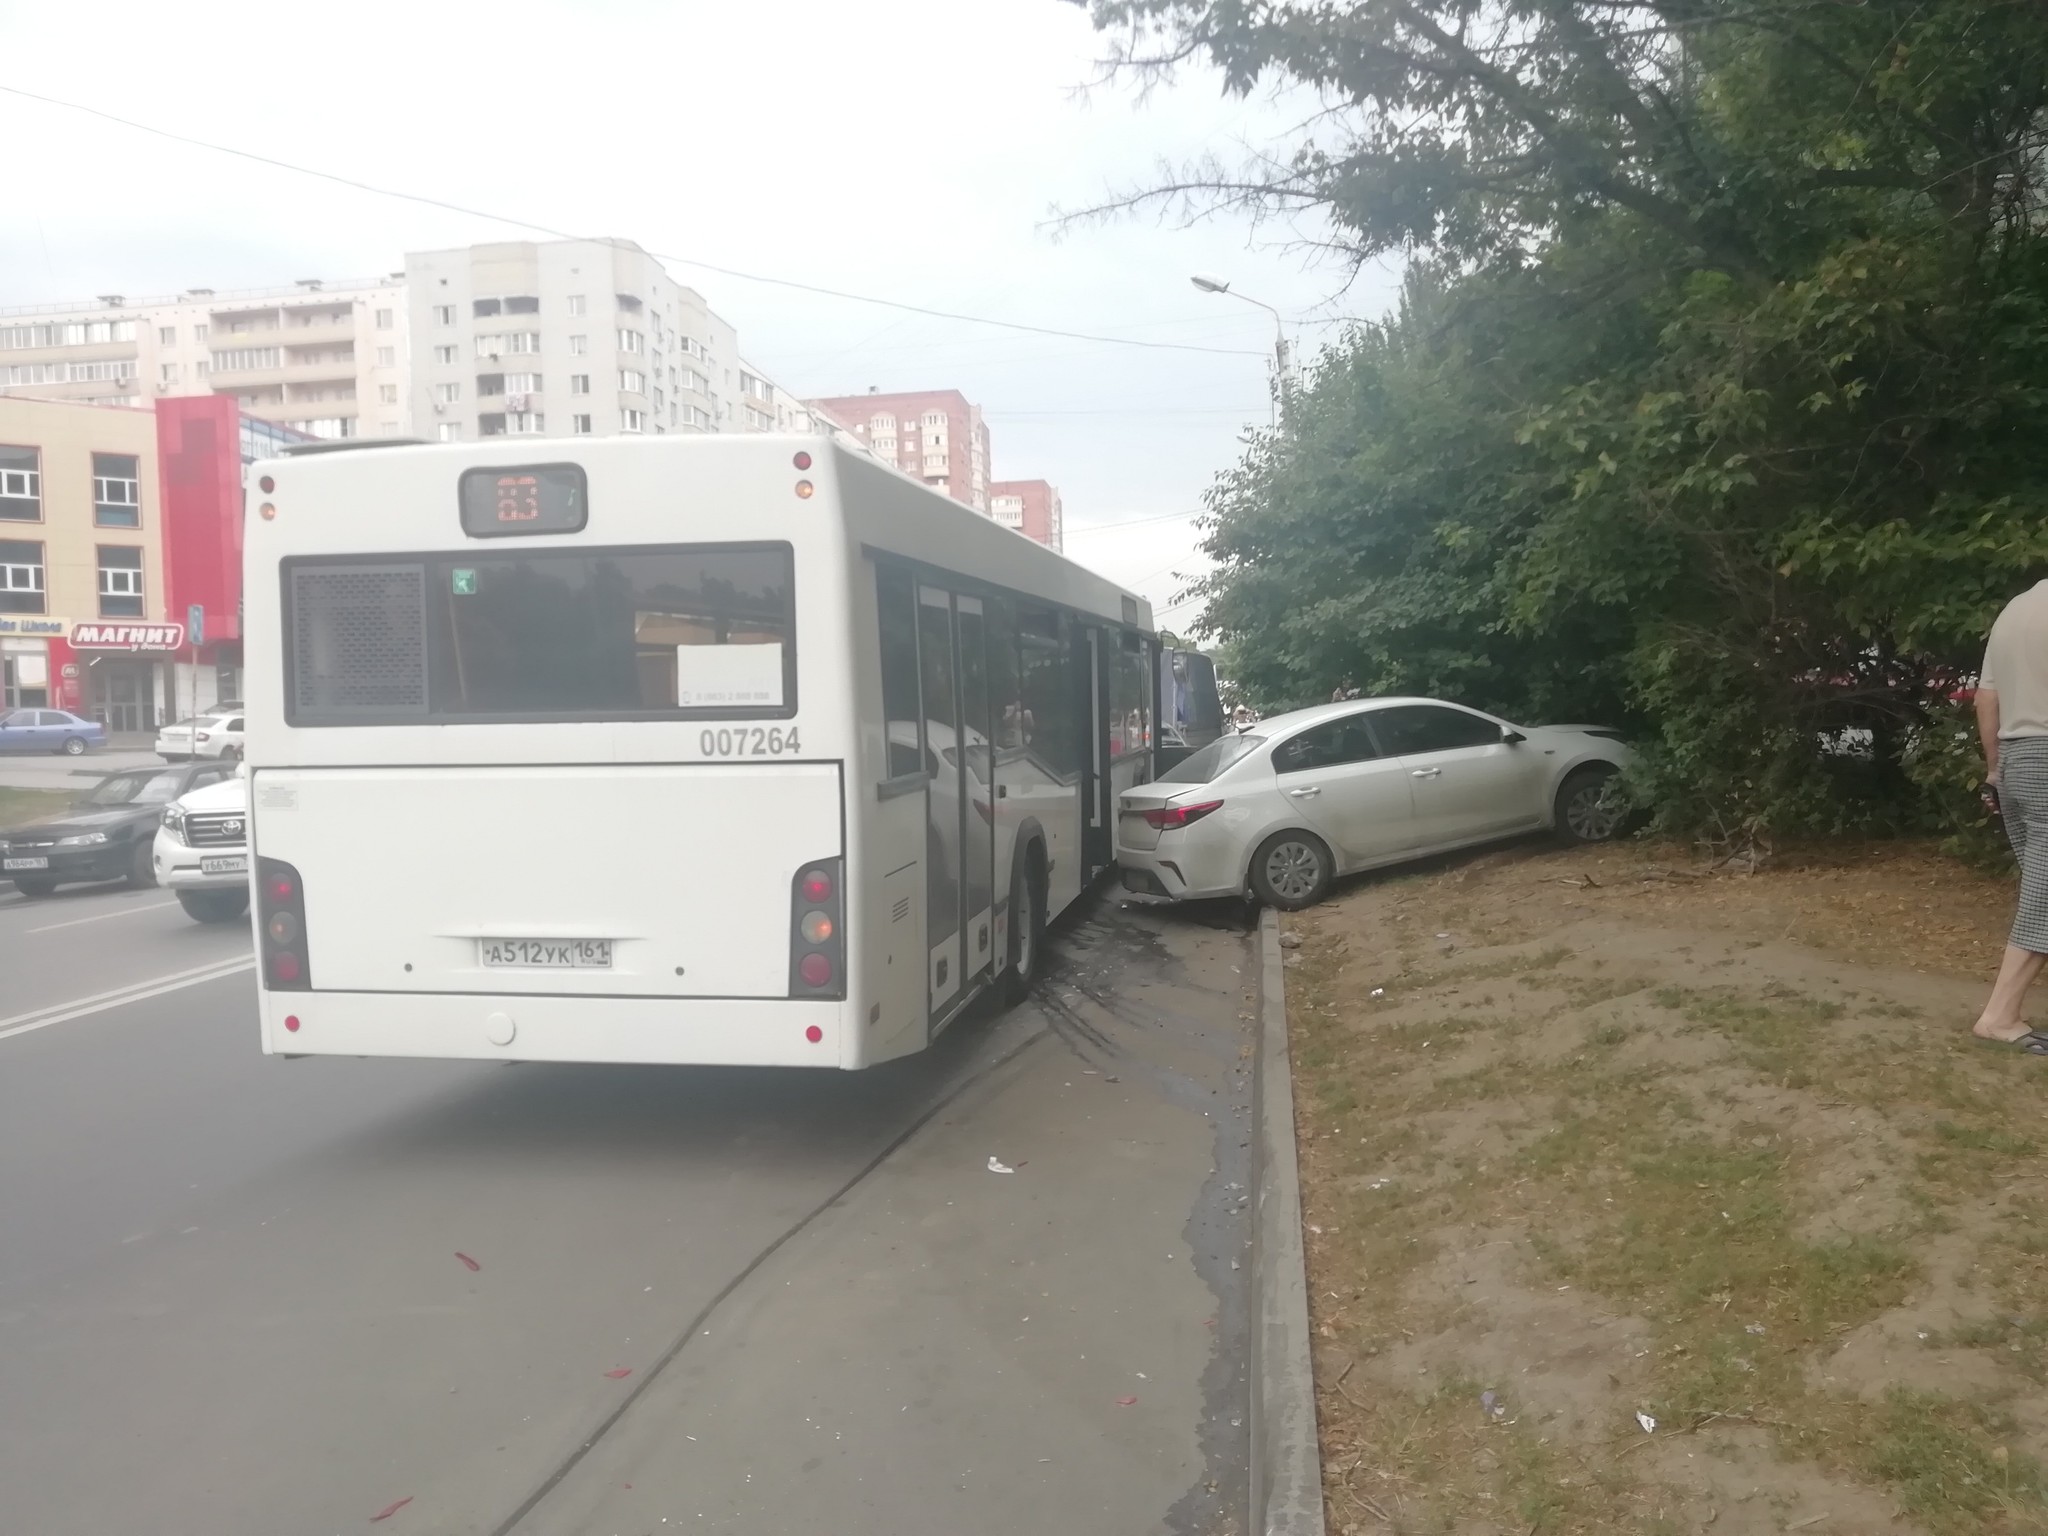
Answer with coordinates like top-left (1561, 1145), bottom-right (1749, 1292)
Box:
top-left (240, 435), bottom-right (1159, 1068)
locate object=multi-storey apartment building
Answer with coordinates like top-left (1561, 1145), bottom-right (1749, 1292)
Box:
top-left (806, 388), bottom-right (991, 512)
top-left (0, 279), bottom-right (409, 442)
top-left (989, 479), bottom-right (1063, 551)
top-left (405, 240), bottom-right (751, 442)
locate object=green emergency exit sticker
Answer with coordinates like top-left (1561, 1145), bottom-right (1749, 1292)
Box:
top-left (452, 568), bottom-right (477, 595)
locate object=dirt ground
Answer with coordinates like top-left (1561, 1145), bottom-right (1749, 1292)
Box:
top-left (1285, 836), bottom-right (2048, 1535)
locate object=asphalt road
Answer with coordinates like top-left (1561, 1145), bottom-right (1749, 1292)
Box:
top-left (0, 876), bottom-right (1256, 1536)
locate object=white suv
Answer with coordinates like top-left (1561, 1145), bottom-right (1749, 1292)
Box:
top-left (153, 774), bottom-right (250, 922)
top-left (156, 710), bottom-right (244, 762)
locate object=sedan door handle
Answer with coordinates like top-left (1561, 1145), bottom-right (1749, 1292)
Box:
top-left (1286, 786), bottom-right (1321, 798)
top-left (1411, 767), bottom-right (1443, 779)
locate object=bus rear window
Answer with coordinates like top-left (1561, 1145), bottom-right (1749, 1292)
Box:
top-left (285, 544), bottom-right (795, 723)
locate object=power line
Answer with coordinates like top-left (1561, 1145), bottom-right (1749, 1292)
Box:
top-left (0, 83), bottom-right (1272, 362)
top-left (1064, 508), bottom-right (1206, 536)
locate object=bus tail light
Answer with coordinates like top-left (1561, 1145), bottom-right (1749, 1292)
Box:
top-left (258, 855), bottom-right (311, 991)
top-left (789, 858), bottom-right (845, 999)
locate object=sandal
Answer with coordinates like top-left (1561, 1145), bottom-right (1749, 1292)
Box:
top-left (1997, 1030), bottom-right (2048, 1055)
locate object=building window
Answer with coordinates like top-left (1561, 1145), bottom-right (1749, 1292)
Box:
top-left (193, 323), bottom-right (207, 343)
top-left (740, 372), bottom-right (773, 402)
top-left (158, 325), bottom-right (176, 346)
top-left (476, 373), bottom-right (505, 397)
top-left (0, 540), bottom-right (44, 613)
top-left (618, 329), bottom-right (644, 354)
top-left (435, 382), bottom-right (461, 404)
top-left (438, 423), bottom-right (462, 442)
top-left (619, 369), bottom-right (645, 393)
top-left (567, 295), bottom-right (586, 316)
top-left (194, 361), bottom-right (209, 379)
top-left (569, 374), bottom-right (590, 394)
top-left (504, 372), bottom-right (540, 394)
top-left (621, 409), bottom-right (645, 433)
top-left (379, 384), bottom-right (399, 404)
top-left (93, 454), bottom-right (141, 527)
top-left (434, 305), bottom-right (457, 326)
top-left (376, 346), bottom-right (396, 367)
top-left (477, 332), bottom-right (540, 357)
top-left (681, 404), bottom-right (712, 429)
top-left (572, 414), bottom-right (592, 434)
top-left (212, 348), bottom-right (281, 372)
top-left (505, 296), bottom-right (540, 315)
top-left (568, 335), bottom-right (588, 356)
top-left (923, 411), bottom-right (946, 428)
top-left (433, 344), bottom-right (458, 365)
top-left (97, 546), bottom-right (144, 618)
top-left (479, 413), bottom-right (507, 437)
top-left (159, 362), bottom-right (178, 384)
top-left (472, 298), bottom-right (501, 317)
top-left (289, 418), bottom-right (356, 440)
top-left (375, 309), bottom-right (394, 328)
top-left (507, 412), bottom-right (544, 434)
top-left (0, 446), bottom-right (40, 522)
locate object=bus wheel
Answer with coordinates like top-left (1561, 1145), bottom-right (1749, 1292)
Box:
top-left (1002, 851), bottom-right (1045, 1005)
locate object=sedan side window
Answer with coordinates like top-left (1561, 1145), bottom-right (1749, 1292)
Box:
top-left (1370, 704), bottom-right (1503, 756)
top-left (226, 718), bottom-right (244, 733)
top-left (1272, 715), bottom-right (1382, 774)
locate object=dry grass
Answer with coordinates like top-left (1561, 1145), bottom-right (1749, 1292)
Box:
top-left (1289, 837), bottom-right (2048, 1535)
top-left (0, 787), bottom-right (72, 829)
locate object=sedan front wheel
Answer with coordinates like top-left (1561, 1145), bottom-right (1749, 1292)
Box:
top-left (1555, 766), bottom-right (1628, 845)
top-left (1250, 830), bottom-right (1334, 911)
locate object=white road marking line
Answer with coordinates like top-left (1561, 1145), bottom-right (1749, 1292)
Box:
top-left (26, 898), bottom-right (180, 933)
top-left (0, 957), bottom-right (255, 1044)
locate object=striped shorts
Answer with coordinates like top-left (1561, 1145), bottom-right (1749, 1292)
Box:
top-left (2004, 735), bottom-right (2048, 954)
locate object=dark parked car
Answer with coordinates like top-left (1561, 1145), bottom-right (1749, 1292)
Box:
top-left (0, 708), bottom-right (107, 756)
top-left (1, 761), bottom-right (239, 896)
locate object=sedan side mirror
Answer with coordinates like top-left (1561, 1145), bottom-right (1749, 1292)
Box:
top-left (1503, 730), bottom-right (1526, 745)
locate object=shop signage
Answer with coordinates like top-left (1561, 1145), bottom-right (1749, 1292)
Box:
top-left (69, 622), bottom-right (187, 652)
top-left (0, 615), bottom-right (70, 639)
top-left (60, 663), bottom-right (79, 679)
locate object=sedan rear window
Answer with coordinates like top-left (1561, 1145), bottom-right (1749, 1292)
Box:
top-left (82, 770), bottom-right (187, 806)
top-left (1159, 733), bottom-right (1264, 784)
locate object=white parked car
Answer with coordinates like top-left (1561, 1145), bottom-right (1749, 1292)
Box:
top-left (1115, 696), bottom-right (1635, 910)
top-left (155, 709), bottom-right (244, 762)
top-left (152, 774), bottom-right (251, 922)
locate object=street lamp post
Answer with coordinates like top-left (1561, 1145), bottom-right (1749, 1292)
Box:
top-left (1191, 274), bottom-right (1291, 426)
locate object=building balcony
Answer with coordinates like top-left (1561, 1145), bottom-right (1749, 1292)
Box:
top-left (208, 359), bottom-right (359, 388)
top-left (208, 318), bottom-right (356, 350)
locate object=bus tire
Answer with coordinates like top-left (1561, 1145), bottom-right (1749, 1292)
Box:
top-left (1002, 845), bottom-right (1045, 1006)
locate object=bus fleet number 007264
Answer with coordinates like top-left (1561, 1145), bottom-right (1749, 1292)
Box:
top-left (700, 726), bottom-right (801, 758)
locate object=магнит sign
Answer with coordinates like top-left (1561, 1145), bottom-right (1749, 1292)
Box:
top-left (69, 622), bottom-right (186, 652)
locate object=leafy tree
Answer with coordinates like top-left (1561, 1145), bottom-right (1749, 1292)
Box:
top-left (1077, 0), bottom-right (2048, 844)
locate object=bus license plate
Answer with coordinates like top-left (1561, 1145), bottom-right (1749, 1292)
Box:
top-left (479, 938), bottom-right (613, 970)
top-left (4, 857), bottom-right (49, 871)
top-left (201, 855), bottom-right (248, 876)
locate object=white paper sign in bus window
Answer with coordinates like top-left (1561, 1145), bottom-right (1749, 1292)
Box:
top-left (675, 641), bottom-right (784, 709)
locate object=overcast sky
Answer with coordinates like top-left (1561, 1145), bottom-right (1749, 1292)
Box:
top-left (0, 0), bottom-right (1397, 631)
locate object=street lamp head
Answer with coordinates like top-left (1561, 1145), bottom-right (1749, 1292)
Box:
top-left (1189, 274), bottom-right (1231, 295)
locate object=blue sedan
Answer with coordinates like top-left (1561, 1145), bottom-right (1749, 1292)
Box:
top-left (0, 708), bottom-right (108, 756)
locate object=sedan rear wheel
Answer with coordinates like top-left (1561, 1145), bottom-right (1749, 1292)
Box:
top-left (61, 735), bottom-right (86, 756)
top-left (1250, 830), bottom-right (1334, 911)
top-left (1555, 766), bottom-right (1627, 845)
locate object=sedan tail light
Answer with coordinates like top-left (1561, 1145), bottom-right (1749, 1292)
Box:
top-left (788, 858), bottom-right (845, 999)
top-left (1142, 800), bottom-right (1223, 831)
top-left (257, 856), bottom-right (311, 991)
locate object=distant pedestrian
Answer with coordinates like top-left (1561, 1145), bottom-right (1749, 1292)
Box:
top-left (1973, 577), bottom-right (2048, 1048)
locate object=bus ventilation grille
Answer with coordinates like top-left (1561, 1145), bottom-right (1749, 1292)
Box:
top-left (289, 564), bottom-right (429, 721)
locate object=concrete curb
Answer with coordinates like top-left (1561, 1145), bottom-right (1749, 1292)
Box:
top-left (1251, 907), bottom-right (1325, 1536)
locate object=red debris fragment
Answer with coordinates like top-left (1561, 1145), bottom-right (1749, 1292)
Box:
top-left (369, 1495), bottom-right (413, 1522)
top-left (1115, 1396), bottom-right (1138, 1407)
top-left (454, 1253), bottom-right (480, 1272)
top-left (604, 1368), bottom-right (632, 1379)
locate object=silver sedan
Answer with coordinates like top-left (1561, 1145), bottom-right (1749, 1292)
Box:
top-left (1115, 696), bottom-right (1634, 909)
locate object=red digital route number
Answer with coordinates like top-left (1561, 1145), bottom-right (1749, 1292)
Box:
top-left (458, 464), bottom-right (588, 537)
